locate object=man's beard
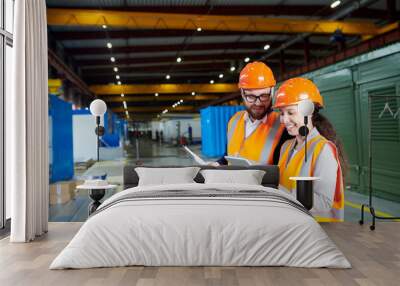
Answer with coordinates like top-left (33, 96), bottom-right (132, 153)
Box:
top-left (246, 105), bottom-right (270, 120)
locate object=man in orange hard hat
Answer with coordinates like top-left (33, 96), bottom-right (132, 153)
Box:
top-left (217, 61), bottom-right (291, 165)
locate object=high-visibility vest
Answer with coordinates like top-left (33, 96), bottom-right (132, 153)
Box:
top-left (227, 111), bottom-right (285, 165)
top-left (278, 135), bottom-right (344, 222)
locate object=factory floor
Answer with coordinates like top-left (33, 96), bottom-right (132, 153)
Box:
top-left (49, 138), bottom-right (400, 224)
top-left (2, 222), bottom-right (400, 286)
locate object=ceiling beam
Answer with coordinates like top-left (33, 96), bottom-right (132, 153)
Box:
top-left (76, 52), bottom-right (301, 66)
top-left (103, 94), bottom-right (220, 102)
top-left (66, 41), bottom-right (329, 55)
top-left (52, 30), bottom-right (277, 41)
top-left (362, 21), bottom-right (399, 41)
top-left (87, 79), bottom-right (235, 85)
top-left (47, 5), bottom-right (388, 19)
top-left (47, 8), bottom-right (379, 35)
top-left (90, 83), bottom-right (239, 95)
top-left (84, 71), bottom-right (234, 78)
top-left (112, 106), bottom-right (194, 113)
top-left (282, 23), bottom-right (400, 81)
top-left (81, 62), bottom-right (232, 73)
top-left (48, 48), bottom-right (93, 97)
top-left (84, 76), bottom-right (232, 85)
top-left (78, 60), bottom-right (286, 71)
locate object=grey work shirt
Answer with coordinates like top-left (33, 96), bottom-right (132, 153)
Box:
top-left (243, 112), bottom-right (268, 139)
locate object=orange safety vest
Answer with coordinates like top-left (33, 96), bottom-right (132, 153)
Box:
top-left (227, 111), bottom-right (285, 165)
top-left (278, 135), bottom-right (344, 222)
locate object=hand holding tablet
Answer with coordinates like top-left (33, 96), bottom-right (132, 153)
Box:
top-left (224, 156), bottom-right (254, 166)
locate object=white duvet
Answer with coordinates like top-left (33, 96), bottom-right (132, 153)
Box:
top-left (50, 183), bottom-right (351, 269)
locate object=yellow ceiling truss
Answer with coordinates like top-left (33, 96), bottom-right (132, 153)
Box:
top-left (362, 22), bottom-right (399, 41)
top-left (47, 8), bottom-right (379, 36)
top-left (90, 83), bottom-right (239, 95)
top-left (103, 94), bottom-right (220, 102)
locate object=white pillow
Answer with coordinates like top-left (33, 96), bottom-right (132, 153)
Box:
top-left (200, 169), bottom-right (266, 185)
top-left (135, 167), bottom-right (200, 186)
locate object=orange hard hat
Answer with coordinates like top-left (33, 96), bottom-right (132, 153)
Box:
top-left (273, 77), bottom-right (324, 109)
top-left (238, 61), bottom-right (276, 89)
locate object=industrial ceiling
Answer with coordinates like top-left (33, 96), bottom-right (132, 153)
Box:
top-left (45, 0), bottom-right (399, 121)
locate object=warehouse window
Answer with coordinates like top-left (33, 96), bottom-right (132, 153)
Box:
top-left (0, 0), bottom-right (14, 230)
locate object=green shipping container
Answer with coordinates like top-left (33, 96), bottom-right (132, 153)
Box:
top-left (291, 42), bottom-right (400, 202)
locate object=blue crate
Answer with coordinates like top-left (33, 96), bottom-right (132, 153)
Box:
top-left (49, 95), bottom-right (74, 182)
top-left (200, 106), bottom-right (245, 157)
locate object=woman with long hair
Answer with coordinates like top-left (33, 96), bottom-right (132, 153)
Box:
top-left (273, 78), bottom-right (347, 222)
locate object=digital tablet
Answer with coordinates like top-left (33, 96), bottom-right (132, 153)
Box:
top-left (182, 145), bottom-right (207, 165)
top-left (224, 156), bottom-right (252, 166)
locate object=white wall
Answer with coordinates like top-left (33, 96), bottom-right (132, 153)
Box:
top-left (150, 121), bottom-right (162, 140)
top-left (157, 118), bottom-right (201, 143)
top-left (188, 118), bottom-right (201, 138)
top-left (164, 120), bottom-right (179, 143)
top-left (73, 114), bottom-right (104, 162)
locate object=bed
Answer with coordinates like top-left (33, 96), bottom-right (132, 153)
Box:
top-left (50, 165), bottom-right (350, 269)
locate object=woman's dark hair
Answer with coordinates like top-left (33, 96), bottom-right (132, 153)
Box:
top-left (312, 107), bottom-right (348, 177)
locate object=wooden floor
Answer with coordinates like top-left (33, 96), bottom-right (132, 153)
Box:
top-left (0, 222), bottom-right (399, 286)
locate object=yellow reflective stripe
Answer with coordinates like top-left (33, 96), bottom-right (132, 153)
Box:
top-left (278, 140), bottom-right (297, 192)
top-left (259, 112), bottom-right (283, 163)
top-left (307, 138), bottom-right (344, 222)
top-left (278, 140), bottom-right (292, 168)
top-left (227, 111), bottom-right (243, 142)
top-left (310, 138), bottom-right (326, 176)
top-left (227, 112), bottom-right (245, 156)
top-left (239, 126), bottom-right (267, 160)
top-left (298, 137), bottom-right (325, 177)
top-left (279, 136), bottom-right (322, 192)
top-left (325, 141), bottom-right (345, 210)
top-left (344, 201), bottom-right (400, 221)
top-left (312, 207), bottom-right (344, 221)
top-left (228, 111), bottom-right (283, 164)
top-left (279, 136), bottom-right (346, 222)
top-left (314, 216), bottom-right (343, 222)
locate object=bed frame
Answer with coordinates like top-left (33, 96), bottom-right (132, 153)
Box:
top-left (123, 165), bottom-right (280, 190)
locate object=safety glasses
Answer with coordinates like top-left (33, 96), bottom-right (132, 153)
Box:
top-left (241, 87), bottom-right (274, 104)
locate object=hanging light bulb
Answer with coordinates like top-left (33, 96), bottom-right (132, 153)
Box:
top-left (330, 0), bottom-right (341, 8)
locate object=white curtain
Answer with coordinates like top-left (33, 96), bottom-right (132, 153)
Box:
top-left (8, 0), bottom-right (49, 242)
